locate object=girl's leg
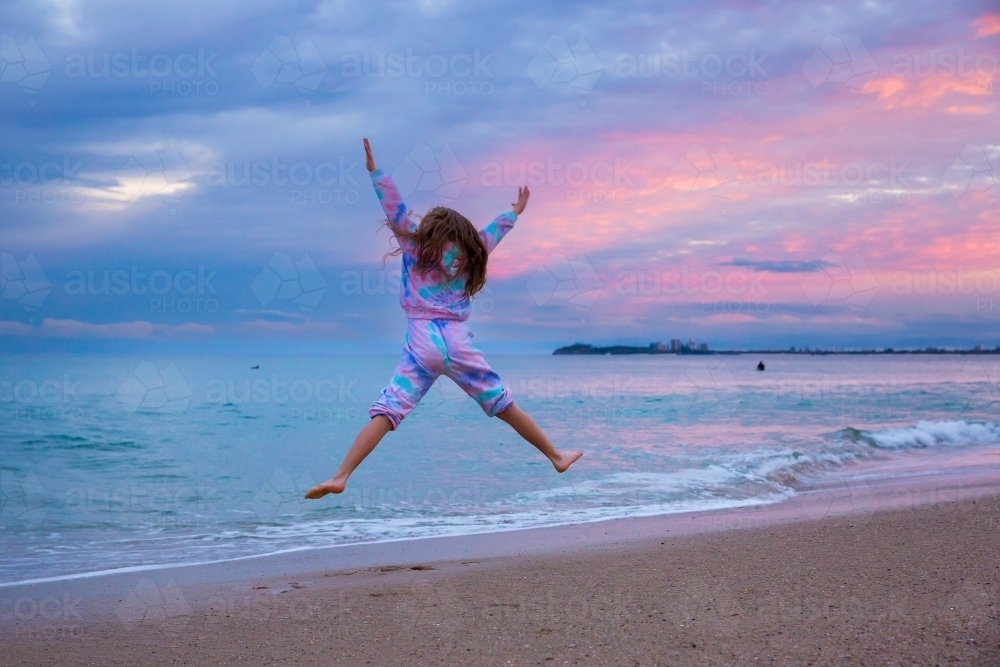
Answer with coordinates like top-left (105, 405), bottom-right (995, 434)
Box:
top-left (439, 322), bottom-right (582, 474)
top-left (496, 403), bottom-right (582, 473)
top-left (307, 322), bottom-right (443, 500)
top-left (305, 415), bottom-right (393, 499)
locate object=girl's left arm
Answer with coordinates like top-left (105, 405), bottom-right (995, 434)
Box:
top-left (479, 186), bottom-right (529, 253)
top-left (478, 211), bottom-right (517, 254)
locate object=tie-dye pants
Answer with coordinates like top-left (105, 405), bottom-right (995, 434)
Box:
top-left (369, 319), bottom-right (513, 429)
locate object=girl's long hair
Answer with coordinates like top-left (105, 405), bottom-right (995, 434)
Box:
top-left (382, 207), bottom-right (488, 297)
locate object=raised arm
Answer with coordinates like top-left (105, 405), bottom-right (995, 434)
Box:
top-left (479, 186), bottom-right (529, 253)
top-left (365, 138), bottom-right (416, 234)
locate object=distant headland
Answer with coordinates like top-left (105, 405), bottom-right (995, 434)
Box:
top-left (553, 341), bottom-right (1000, 356)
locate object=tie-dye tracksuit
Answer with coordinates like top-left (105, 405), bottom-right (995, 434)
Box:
top-left (368, 168), bottom-right (517, 429)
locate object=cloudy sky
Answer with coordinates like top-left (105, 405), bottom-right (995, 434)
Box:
top-left (1, 0), bottom-right (998, 353)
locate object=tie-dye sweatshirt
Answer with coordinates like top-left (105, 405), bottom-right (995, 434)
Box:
top-left (370, 168), bottom-right (517, 321)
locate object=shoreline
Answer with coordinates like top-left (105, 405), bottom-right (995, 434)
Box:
top-left (554, 343), bottom-right (1000, 355)
top-left (5, 416), bottom-right (997, 593)
top-left (6, 446), bottom-right (998, 592)
top-left (3, 462), bottom-right (998, 616)
top-left (4, 469), bottom-right (1000, 666)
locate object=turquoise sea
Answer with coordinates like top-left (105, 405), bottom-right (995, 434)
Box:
top-left (1, 353), bottom-right (998, 585)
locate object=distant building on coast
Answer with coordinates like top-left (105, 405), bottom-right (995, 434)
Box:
top-left (555, 341), bottom-right (998, 356)
top-left (552, 338), bottom-right (715, 355)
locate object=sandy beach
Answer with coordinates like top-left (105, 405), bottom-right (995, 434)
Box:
top-left (4, 474), bottom-right (999, 667)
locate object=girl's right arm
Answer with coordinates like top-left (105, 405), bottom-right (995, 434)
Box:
top-left (366, 138), bottom-right (417, 235)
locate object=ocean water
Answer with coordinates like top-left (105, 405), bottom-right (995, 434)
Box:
top-left (1, 353), bottom-right (998, 585)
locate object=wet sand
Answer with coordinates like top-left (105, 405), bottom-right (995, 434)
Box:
top-left (4, 481), bottom-right (1000, 666)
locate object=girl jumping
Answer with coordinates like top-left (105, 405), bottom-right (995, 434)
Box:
top-left (305, 138), bottom-right (582, 499)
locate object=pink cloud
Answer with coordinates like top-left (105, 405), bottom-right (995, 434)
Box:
top-left (0, 321), bottom-right (34, 336)
top-left (11, 319), bottom-right (216, 339)
top-left (864, 73), bottom-right (997, 110)
top-left (974, 13), bottom-right (1000, 38)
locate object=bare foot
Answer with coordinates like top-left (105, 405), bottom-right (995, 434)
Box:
top-left (304, 476), bottom-right (347, 499)
top-left (552, 450), bottom-right (583, 473)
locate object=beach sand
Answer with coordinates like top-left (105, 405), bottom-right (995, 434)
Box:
top-left (4, 492), bottom-right (999, 666)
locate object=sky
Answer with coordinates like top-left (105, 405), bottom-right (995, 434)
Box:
top-left (0, 0), bottom-right (998, 354)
